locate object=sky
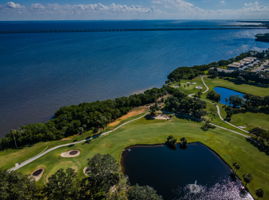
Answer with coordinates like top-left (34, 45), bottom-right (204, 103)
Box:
top-left (0, 0), bottom-right (269, 20)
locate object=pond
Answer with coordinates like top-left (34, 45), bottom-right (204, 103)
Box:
top-left (122, 143), bottom-right (253, 200)
top-left (214, 87), bottom-right (245, 105)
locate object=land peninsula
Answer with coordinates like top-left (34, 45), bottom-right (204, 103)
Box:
top-left (256, 33), bottom-right (269, 43)
top-left (0, 49), bottom-right (269, 200)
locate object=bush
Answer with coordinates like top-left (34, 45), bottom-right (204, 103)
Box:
top-left (165, 135), bottom-right (177, 149)
top-left (206, 90), bottom-right (220, 102)
top-left (256, 188), bottom-right (264, 198)
top-left (127, 185), bottom-right (163, 200)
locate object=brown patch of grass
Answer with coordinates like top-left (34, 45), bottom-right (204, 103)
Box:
top-left (61, 134), bottom-right (78, 141)
top-left (108, 106), bottom-right (148, 127)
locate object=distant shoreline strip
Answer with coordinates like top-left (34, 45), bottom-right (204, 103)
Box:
top-left (0, 27), bottom-right (267, 34)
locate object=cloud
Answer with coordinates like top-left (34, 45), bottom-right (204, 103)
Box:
top-left (32, 3), bottom-right (151, 13)
top-left (31, 3), bottom-right (45, 9)
top-left (6, 1), bottom-right (23, 9)
top-left (0, 0), bottom-right (269, 20)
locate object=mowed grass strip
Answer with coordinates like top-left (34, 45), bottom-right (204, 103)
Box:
top-left (17, 117), bottom-right (269, 199)
top-left (231, 112), bottom-right (269, 131)
top-left (205, 77), bottom-right (269, 96)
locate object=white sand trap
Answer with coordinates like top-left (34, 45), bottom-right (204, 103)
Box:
top-left (60, 150), bottom-right (80, 158)
top-left (83, 167), bottom-right (89, 176)
top-left (154, 114), bottom-right (171, 120)
top-left (31, 168), bottom-right (44, 182)
top-left (195, 86), bottom-right (203, 89)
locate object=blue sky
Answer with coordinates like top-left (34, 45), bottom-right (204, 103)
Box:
top-left (0, 0), bottom-right (269, 20)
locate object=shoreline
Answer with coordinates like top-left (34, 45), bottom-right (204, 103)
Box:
top-left (120, 141), bottom-right (254, 200)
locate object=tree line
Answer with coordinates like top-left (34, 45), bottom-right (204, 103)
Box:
top-left (164, 89), bottom-right (206, 121)
top-left (208, 49), bottom-right (269, 85)
top-left (247, 127), bottom-right (269, 155)
top-left (0, 88), bottom-right (166, 150)
top-left (0, 154), bottom-right (163, 200)
top-left (224, 94), bottom-right (269, 120)
top-left (166, 51), bottom-right (257, 83)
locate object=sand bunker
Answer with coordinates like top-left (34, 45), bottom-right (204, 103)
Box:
top-left (83, 167), bottom-right (90, 176)
top-left (31, 168), bottom-right (44, 181)
top-left (154, 114), bottom-right (171, 120)
top-left (108, 106), bottom-right (147, 127)
top-left (60, 150), bottom-right (80, 158)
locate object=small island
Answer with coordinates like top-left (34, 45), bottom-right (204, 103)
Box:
top-left (256, 33), bottom-right (269, 42)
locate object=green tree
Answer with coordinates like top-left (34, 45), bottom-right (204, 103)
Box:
top-left (86, 154), bottom-right (119, 177)
top-left (243, 173), bottom-right (253, 186)
top-left (127, 185), bottom-right (163, 200)
top-left (180, 137), bottom-right (188, 149)
top-left (256, 188), bottom-right (264, 198)
top-left (206, 90), bottom-right (220, 102)
top-left (232, 162), bottom-right (240, 173)
top-left (79, 154), bottom-right (120, 200)
top-left (229, 95), bottom-right (244, 108)
top-left (165, 135), bottom-right (177, 149)
top-left (43, 168), bottom-right (78, 200)
top-left (0, 170), bottom-right (39, 200)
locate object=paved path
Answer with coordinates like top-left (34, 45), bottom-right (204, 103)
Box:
top-left (201, 75), bottom-right (209, 94)
top-left (210, 123), bottom-right (250, 138)
top-left (8, 113), bottom-right (147, 172)
top-left (215, 104), bottom-right (249, 134)
top-left (201, 76), bottom-right (249, 135)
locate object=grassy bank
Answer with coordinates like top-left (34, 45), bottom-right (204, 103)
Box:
top-left (231, 112), bottom-right (269, 131)
top-left (14, 116), bottom-right (269, 198)
top-left (0, 76), bottom-right (268, 199)
top-left (205, 77), bottom-right (269, 96)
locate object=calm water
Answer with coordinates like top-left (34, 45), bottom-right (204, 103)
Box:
top-left (0, 20), bottom-right (268, 136)
top-left (122, 143), bottom-right (248, 200)
top-left (214, 87), bottom-right (245, 105)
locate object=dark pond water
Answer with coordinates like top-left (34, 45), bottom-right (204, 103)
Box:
top-left (214, 87), bottom-right (245, 105)
top-left (122, 143), bottom-right (252, 200)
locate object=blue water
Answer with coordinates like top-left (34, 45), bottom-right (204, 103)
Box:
top-left (123, 143), bottom-right (233, 200)
top-left (0, 20), bottom-right (268, 136)
top-left (214, 87), bottom-right (245, 105)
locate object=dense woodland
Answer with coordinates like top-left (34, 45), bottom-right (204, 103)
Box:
top-left (167, 51), bottom-right (258, 83)
top-left (224, 94), bottom-right (269, 119)
top-left (164, 89), bottom-right (206, 121)
top-left (206, 90), bottom-right (221, 102)
top-left (248, 128), bottom-right (269, 155)
top-left (0, 154), bottom-right (163, 200)
top-left (0, 88), bottom-right (166, 150)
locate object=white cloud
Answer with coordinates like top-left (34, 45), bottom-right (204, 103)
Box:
top-left (0, 0), bottom-right (268, 20)
top-left (39, 3), bottom-right (151, 14)
top-left (31, 3), bottom-right (45, 9)
top-left (6, 1), bottom-right (23, 9)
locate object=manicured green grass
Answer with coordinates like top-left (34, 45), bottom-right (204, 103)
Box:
top-left (171, 77), bottom-right (204, 95)
top-left (205, 77), bottom-right (269, 96)
top-left (1, 76), bottom-right (268, 199)
top-left (15, 117), bottom-right (269, 199)
top-left (0, 130), bottom-right (93, 170)
top-left (231, 112), bottom-right (269, 131)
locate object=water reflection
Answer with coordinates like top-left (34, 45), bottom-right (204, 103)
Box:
top-left (175, 179), bottom-right (253, 200)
